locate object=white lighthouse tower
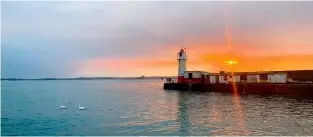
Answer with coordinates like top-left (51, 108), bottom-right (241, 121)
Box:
top-left (177, 48), bottom-right (187, 83)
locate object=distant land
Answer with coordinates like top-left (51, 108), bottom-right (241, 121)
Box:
top-left (1, 76), bottom-right (176, 81)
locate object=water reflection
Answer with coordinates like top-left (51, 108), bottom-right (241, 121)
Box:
top-left (230, 72), bottom-right (248, 135)
top-left (173, 90), bottom-right (313, 135)
top-left (177, 92), bottom-right (190, 135)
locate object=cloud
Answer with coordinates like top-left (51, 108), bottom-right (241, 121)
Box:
top-left (2, 1), bottom-right (313, 77)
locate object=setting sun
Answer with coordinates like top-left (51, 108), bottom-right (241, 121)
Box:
top-left (224, 60), bottom-right (239, 65)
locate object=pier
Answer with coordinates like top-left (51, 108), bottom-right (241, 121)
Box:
top-left (164, 82), bottom-right (313, 97)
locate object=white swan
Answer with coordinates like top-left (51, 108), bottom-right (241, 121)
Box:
top-left (60, 103), bottom-right (66, 109)
top-left (78, 104), bottom-right (84, 110)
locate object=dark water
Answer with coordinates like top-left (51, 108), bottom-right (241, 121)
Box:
top-left (2, 80), bottom-right (313, 135)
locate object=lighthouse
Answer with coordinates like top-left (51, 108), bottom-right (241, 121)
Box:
top-left (177, 48), bottom-right (187, 83)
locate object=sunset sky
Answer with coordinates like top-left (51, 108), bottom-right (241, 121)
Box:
top-left (2, 1), bottom-right (313, 78)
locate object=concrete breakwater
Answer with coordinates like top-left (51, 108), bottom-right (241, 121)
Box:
top-left (164, 83), bottom-right (313, 97)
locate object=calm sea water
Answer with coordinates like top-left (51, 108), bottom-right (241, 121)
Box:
top-left (2, 80), bottom-right (313, 136)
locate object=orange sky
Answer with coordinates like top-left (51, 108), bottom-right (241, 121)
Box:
top-left (76, 15), bottom-right (313, 77)
top-left (4, 1), bottom-right (313, 78)
top-left (76, 51), bottom-right (313, 77)
top-left (75, 20), bottom-right (313, 77)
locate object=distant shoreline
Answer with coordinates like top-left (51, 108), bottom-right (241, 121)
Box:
top-left (1, 76), bottom-right (175, 81)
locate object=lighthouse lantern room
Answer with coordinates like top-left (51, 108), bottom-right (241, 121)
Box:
top-left (177, 48), bottom-right (187, 83)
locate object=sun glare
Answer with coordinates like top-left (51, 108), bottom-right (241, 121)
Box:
top-left (225, 60), bottom-right (239, 65)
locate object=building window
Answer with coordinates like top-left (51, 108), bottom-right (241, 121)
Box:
top-left (241, 75), bottom-right (247, 80)
top-left (188, 73), bottom-right (192, 79)
top-left (179, 53), bottom-right (182, 57)
top-left (201, 75), bottom-right (205, 83)
top-left (260, 74), bottom-right (268, 80)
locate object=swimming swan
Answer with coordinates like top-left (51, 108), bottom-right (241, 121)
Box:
top-left (78, 104), bottom-right (85, 110)
top-left (60, 103), bottom-right (66, 109)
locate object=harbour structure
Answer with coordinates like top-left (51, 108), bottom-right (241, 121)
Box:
top-left (164, 48), bottom-right (313, 97)
top-left (177, 48), bottom-right (187, 83)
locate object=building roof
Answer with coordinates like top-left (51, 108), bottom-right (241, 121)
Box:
top-left (185, 71), bottom-right (209, 73)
